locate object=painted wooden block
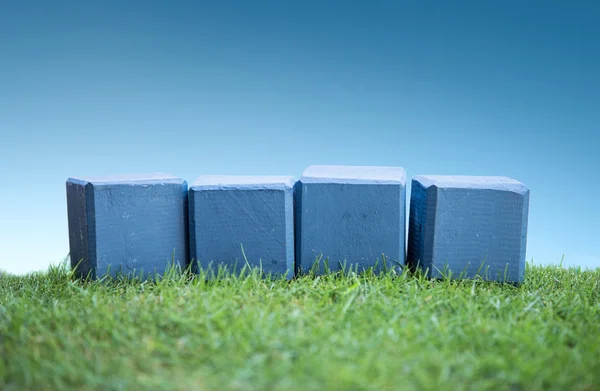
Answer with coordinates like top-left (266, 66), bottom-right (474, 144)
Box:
top-left (407, 175), bottom-right (530, 283)
top-left (189, 175), bottom-right (295, 278)
top-left (295, 165), bottom-right (406, 274)
top-left (66, 174), bottom-right (188, 279)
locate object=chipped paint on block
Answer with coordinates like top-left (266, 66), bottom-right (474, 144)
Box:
top-left (189, 175), bottom-right (295, 279)
top-left (66, 174), bottom-right (189, 279)
top-left (407, 175), bottom-right (530, 284)
top-left (296, 165), bottom-right (406, 274)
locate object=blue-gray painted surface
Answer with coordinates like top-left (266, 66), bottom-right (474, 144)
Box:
top-left (297, 165), bottom-right (406, 274)
top-left (66, 174), bottom-right (189, 279)
top-left (407, 175), bottom-right (530, 284)
top-left (66, 179), bottom-right (96, 278)
top-left (293, 180), bottom-right (302, 276)
top-left (189, 175), bottom-right (295, 279)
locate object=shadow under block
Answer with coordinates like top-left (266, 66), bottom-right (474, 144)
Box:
top-left (295, 165), bottom-right (406, 274)
top-left (66, 174), bottom-right (189, 279)
top-left (189, 175), bottom-right (295, 279)
top-left (407, 175), bottom-right (530, 283)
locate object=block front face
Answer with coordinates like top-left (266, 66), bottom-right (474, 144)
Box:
top-left (189, 176), bottom-right (294, 278)
top-left (93, 182), bottom-right (189, 278)
top-left (409, 176), bottom-right (529, 283)
top-left (66, 175), bottom-right (188, 279)
top-left (298, 165), bottom-right (406, 274)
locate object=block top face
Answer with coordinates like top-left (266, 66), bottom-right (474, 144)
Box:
top-left (413, 175), bottom-right (528, 194)
top-left (191, 175), bottom-right (295, 191)
top-left (67, 173), bottom-right (185, 186)
top-left (300, 165), bottom-right (406, 185)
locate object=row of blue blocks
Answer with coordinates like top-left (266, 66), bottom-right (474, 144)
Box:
top-left (66, 166), bottom-right (530, 283)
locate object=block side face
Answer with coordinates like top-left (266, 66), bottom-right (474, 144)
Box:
top-left (293, 181), bottom-right (303, 275)
top-left (431, 187), bottom-right (527, 283)
top-left (191, 188), bottom-right (292, 277)
top-left (300, 182), bottom-right (404, 274)
top-left (407, 180), bottom-right (431, 272)
top-left (67, 177), bottom-right (90, 187)
top-left (66, 180), bottom-right (96, 278)
top-left (301, 165), bottom-right (406, 185)
top-left (188, 189), bottom-right (198, 273)
top-left (411, 176), bottom-right (435, 189)
top-left (93, 182), bottom-right (188, 279)
top-left (180, 181), bottom-right (190, 269)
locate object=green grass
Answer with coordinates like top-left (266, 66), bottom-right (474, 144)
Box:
top-left (1, 262), bottom-right (599, 391)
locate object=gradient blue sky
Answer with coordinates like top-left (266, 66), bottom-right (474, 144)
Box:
top-left (1, 1), bottom-right (599, 274)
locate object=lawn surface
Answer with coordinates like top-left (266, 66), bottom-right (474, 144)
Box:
top-left (0, 263), bottom-right (599, 391)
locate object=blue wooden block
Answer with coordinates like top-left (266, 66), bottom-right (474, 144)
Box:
top-left (407, 175), bottom-right (530, 284)
top-left (189, 175), bottom-right (295, 279)
top-left (296, 165), bottom-right (406, 274)
top-left (66, 174), bottom-right (189, 279)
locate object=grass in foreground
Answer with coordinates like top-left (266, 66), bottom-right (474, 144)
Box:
top-left (0, 262), bottom-right (599, 391)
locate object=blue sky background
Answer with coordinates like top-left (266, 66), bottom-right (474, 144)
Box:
top-left (1, 0), bottom-right (599, 274)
